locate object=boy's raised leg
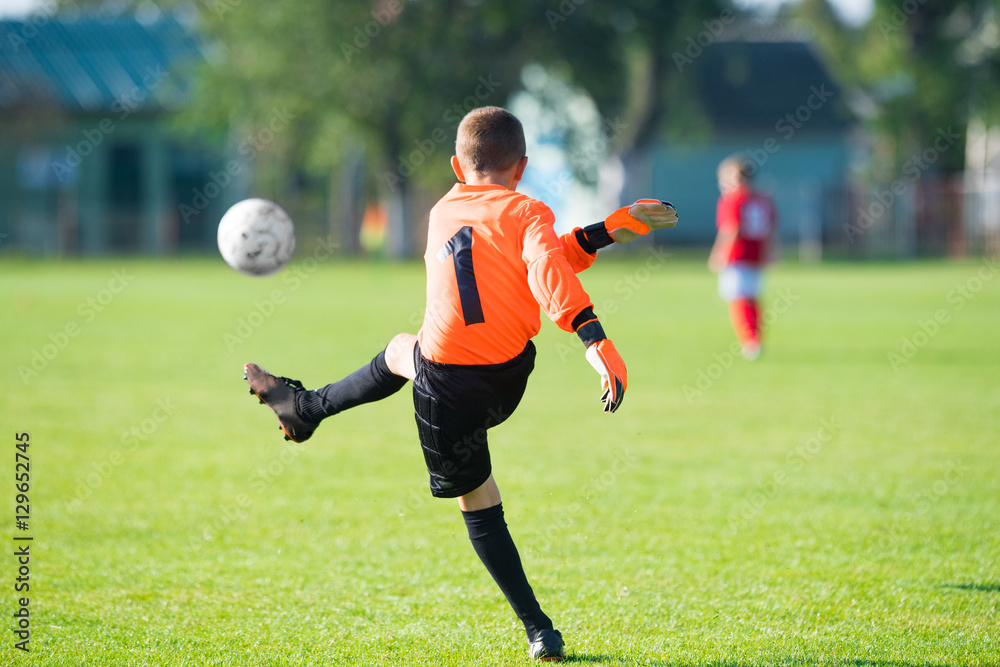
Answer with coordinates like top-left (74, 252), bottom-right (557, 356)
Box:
top-left (245, 334), bottom-right (413, 442)
top-left (297, 345), bottom-right (408, 421)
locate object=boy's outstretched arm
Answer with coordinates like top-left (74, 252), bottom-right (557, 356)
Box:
top-left (523, 222), bottom-right (628, 413)
top-left (557, 200), bottom-right (679, 273)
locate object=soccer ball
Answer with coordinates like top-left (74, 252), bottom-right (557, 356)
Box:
top-left (217, 198), bottom-right (296, 276)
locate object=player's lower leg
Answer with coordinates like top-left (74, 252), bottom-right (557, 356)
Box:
top-left (246, 346), bottom-right (409, 442)
top-left (295, 347), bottom-right (409, 422)
top-left (462, 497), bottom-right (559, 655)
top-left (729, 298), bottom-right (761, 359)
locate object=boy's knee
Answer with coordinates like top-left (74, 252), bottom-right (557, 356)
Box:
top-left (385, 333), bottom-right (417, 380)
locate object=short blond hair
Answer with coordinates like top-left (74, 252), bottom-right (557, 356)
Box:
top-left (718, 153), bottom-right (755, 187)
top-left (455, 107), bottom-right (526, 174)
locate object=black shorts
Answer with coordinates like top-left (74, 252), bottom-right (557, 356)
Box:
top-left (411, 341), bottom-right (536, 498)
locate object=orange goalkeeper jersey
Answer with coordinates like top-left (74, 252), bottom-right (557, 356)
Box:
top-left (418, 183), bottom-right (597, 365)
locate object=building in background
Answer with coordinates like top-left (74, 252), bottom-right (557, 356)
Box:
top-left (631, 35), bottom-right (856, 260)
top-left (0, 13), bottom-right (236, 255)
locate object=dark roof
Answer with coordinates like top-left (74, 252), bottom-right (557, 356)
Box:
top-left (0, 14), bottom-right (202, 113)
top-left (692, 40), bottom-right (853, 133)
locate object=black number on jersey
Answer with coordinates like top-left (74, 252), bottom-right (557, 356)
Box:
top-left (436, 226), bottom-right (485, 325)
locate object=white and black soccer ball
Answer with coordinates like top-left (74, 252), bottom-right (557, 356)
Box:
top-left (217, 198), bottom-right (296, 276)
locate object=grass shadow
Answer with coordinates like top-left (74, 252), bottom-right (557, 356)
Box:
top-left (566, 658), bottom-right (965, 667)
top-left (845, 662), bottom-right (959, 667)
top-left (940, 582), bottom-right (1000, 593)
top-left (566, 656), bottom-right (677, 666)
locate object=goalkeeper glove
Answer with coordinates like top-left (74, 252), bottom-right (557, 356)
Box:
top-left (605, 199), bottom-right (678, 244)
top-left (585, 339), bottom-right (627, 413)
top-left (574, 308), bottom-right (627, 413)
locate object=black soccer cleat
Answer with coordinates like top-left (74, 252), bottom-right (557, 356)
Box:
top-left (243, 363), bottom-right (319, 443)
top-left (529, 629), bottom-right (565, 661)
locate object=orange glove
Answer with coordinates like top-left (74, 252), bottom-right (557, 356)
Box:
top-left (605, 199), bottom-right (678, 244)
top-left (585, 339), bottom-right (627, 413)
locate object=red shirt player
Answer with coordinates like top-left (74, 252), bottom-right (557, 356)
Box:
top-left (708, 153), bottom-right (778, 360)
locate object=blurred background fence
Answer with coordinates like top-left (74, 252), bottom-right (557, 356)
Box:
top-left (815, 174), bottom-right (1000, 260)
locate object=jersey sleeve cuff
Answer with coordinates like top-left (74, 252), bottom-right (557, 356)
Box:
top-left (574, 223), bottom-right (615, 255)
top-left (573, 306), bottom-right (606, 347)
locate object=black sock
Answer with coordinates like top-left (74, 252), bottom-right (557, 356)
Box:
top-left (462, 503), bottom-right (553, 642)
top-left (295, 349), bottom-right (408, 422)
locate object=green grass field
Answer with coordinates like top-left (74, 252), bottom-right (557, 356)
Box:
top-left (2, 253), bottom-right (998, 666)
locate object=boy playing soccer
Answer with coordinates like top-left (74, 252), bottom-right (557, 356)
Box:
top-left (244, 106), bottom-right (675, 660)
top-left (708, 153), bottom-right (779, 360)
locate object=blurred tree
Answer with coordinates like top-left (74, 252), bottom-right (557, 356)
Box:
top-left (529, 1), bottom-right (725, 192)
top-left (190, 0), bottom-right (534, 257)
top-left (794, 0), bottom-right (1000, 174)
top-left (188, 0), bottom-right (730, 255)
top-left (58, 0), bottom-right (723, 256)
